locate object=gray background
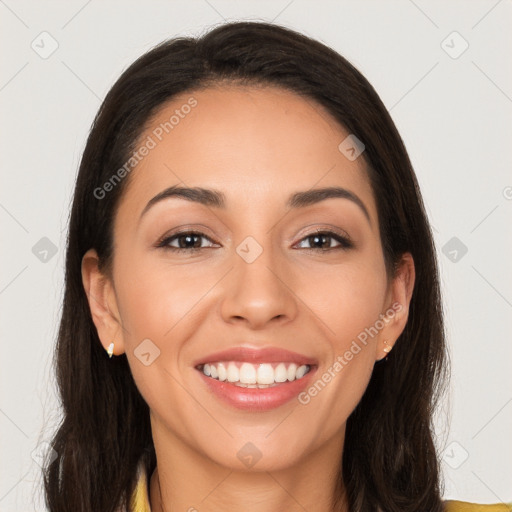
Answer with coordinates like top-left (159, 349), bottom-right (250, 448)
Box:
top-left (1, 0), bottom-right (511, 509)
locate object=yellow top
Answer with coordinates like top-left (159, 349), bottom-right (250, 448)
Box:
top-left (130, 462), bottom-right (512, 512)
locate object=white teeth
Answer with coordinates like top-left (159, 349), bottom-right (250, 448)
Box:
top-left (201, 361), bottom-right (311, 385)
top-left (274, 363), bottom-right (288, 382)
top-left (287, 363), bottom-right (297, 382)
top-left (217, 362), bottom-right (227, 381)
top-left (227, 362), bottom-right (239, 382)
top-left (239, 362), bottom-right (256, 384)
top-left (257, 363), bottom-right (275, 385)
top-left (296, 364), bottom-right (308, 379)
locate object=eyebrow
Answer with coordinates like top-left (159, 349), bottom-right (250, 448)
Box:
top-left (139, 185), bottom-right (371, 225)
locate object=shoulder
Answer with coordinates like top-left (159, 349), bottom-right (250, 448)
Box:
top-left (444, 500), bottom-right (512, 512)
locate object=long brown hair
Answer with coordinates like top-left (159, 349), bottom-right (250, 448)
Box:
top-left (43, 21), bottom-right (449, 511)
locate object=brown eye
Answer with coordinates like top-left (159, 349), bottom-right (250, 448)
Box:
top-left (156, 231), bottom-right (218, 252)
top-left (295, 231), bottom-right (353, 251)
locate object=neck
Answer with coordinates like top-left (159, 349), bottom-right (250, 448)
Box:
top-left (148, 427), bottom-right (348, 512)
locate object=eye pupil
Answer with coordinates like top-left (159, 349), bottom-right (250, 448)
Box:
top-left (310, 234), bottom-right (329, 249)
top-left (179, 234), bottom-right (200, 248)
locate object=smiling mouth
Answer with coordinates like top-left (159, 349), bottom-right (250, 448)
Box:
top-left (196, 361), bottom-right (313, 388)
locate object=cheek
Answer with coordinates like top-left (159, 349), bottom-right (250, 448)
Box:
top-left (303, 343), bottom-right (375, 443)
top-left (112, 251), bottom-right (211, 341)
top-left (112, 254), bottom-right (211, 422)
top-left (298, 256), bottom-right (388, 345)
top-left (296, 256), bottom-right (387, 429)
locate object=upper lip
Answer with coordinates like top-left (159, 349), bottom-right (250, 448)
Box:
top-left (193, 346), bottom-right (318, 367)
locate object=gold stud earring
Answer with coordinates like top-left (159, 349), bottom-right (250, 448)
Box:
top-left (383, 340), bottom-right (392, 353)
top-left (107, 342), bottom-right (115, 358)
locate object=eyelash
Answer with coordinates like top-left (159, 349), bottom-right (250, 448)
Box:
top-left (155, 229), bottom-right (353, 253)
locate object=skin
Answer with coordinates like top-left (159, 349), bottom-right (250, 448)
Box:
top-left (82, 85), bottom-right (415, 512)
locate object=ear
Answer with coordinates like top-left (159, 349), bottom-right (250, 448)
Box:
top-left (375, 252), bottom-right (415, 361)
top-left (81, 248), bottom-right (126, 356)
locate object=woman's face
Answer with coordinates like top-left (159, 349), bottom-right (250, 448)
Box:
top-left (83, 84), bottom-right (414, 471)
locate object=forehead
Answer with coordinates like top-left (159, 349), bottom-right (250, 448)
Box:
top-left (117, 84), bottom-right (376, 223)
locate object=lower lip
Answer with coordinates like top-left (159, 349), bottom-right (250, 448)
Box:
top-left (196, 367), bottom-right (317, 411)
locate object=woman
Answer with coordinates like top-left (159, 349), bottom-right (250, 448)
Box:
top-left (42, 21), bottom-right (511, 512)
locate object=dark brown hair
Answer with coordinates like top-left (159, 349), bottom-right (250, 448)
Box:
top-left (43, 20), bottom-right (449, 512)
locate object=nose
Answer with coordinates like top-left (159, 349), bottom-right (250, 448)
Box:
top-left (220, 240), bottom-right (298, 330)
